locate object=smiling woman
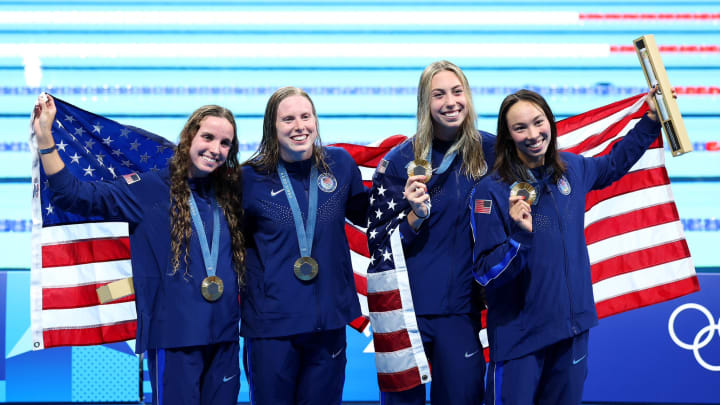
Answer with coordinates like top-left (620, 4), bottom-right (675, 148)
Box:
top-left (31, 94), bottom-right (246, 405)
top-left (471, 88), bottom-right (662, 405)
top-left (240, 86), bottom-right (370, 404)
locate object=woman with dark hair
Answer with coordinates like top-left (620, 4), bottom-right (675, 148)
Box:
top-left (241, 86), bottom-right (368, 404)
top-left (471, 88), bottom-right (661, 405)
top-left (33, 94), bottom-right (244, 405)
top-left (366, 60), bottom-right (495, 404)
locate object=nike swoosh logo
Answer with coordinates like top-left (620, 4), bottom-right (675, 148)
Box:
top-left (270, 189), bottom-right (284, 197)
top-left (223, 374), bottom-right (237, 382)
top-left (572, 354), bottom-right (587, 365)
top-left (331, 348), bottom-right (344, 359)
top-left (465, 350), bottom-right (480, 358)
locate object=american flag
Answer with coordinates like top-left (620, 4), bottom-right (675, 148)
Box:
top-left (355, 93), bottom-right (698, 392)
top-left (31, 93), bottom-right (698, 388)
top-left (556, 93), bottom-right (698, 317)
top-left (30, 95), bottom-right (175, 349)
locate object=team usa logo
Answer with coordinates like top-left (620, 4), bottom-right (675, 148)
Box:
top-left (557, 175), bottom-right (571, 195)
top-left (317, 173), bottom-right (337, 193)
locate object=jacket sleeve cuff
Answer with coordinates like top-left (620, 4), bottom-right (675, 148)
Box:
top-left (510, 229), bottom-right (534, 246)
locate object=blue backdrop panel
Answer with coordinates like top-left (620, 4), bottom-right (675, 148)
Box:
top-left (585, 274), bottom-right (720, 403)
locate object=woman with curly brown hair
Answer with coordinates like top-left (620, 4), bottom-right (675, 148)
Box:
top-left (240, 86), bottom-right (368, 404)
top-left (33, 94), bottom-right (245, 405)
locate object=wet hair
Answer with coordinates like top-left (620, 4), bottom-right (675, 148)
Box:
top-left (494, 89), bottom-right (566, 184)
top-left (168, 105), bottom-right (246, 285)
top-left (244, 86), bottom-right (330, 174)
top-left (414, 60), bottom-right (487, 179)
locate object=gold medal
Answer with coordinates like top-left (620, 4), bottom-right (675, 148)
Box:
top-left (510, 182), bottom-right (537, 205)
top-left (201, 275), bottom-right (224, 302)
top-left (294, 256), bottom-right (319, 281)
top-left (406, 159), bottom-right (432, 182)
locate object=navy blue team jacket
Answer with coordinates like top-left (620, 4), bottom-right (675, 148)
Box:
top-left (240, 147), bottom-right (368, 338)
top-left (47, 167), bottom-right (240, 354)
top-left (470, 115), bottom-right (661, 362)
top-left (377, 132), bottom-right (496, 315)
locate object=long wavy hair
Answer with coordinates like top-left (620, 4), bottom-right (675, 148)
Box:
top-left (168, 105), bottom-right (246, 285)
top-left (244, 86), bottom-right (330, 173)
top-left (414, 60), bottom-right (487, 179)
top-left (494, 89), bottom-right (566, 184)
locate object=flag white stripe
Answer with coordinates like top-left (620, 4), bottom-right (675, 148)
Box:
top-left (369, 309), bottom-right (406, 334)
top-left (42, 301), bottom-right (137, 330)
top-left (41, 222), bottom-right (129, 245)
top-left (360, 166), bottom-right (376, 181)
top-left (41, 259), bottom-right (132, 288)
top-left (626, 148), bottom-right (665, 172)
top-left (374, 347), bottom-right (418, 374)
top-left (367, 268), bottom-right (401, 294)
top-left (587, 221), bottom-right (686, 265)
top-left (557, 97), bottom-right (645, 149)
top-left (358, 293), bottom-right (369, 318)
top-left (351, 251), bottom-right (369, 278)
top-left (584, 184), bottom-right (675, 227)
top-left (593, 257), bottom-right (696, 303)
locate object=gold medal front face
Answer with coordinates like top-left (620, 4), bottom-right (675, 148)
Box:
top-left (406, 159), bottom-right (432, 183)
top-left (510, 182), bottom-right (537, 205)
top-left (294, 257), bottom-right (319, 281)
top-left (201, 276), bottom-right (224, 302)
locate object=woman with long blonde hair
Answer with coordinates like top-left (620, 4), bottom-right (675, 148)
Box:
top-left (33, 94), bottom-right (244, 405)
top-left (366, 60), bottom-right (495, 404)
top-left (241, 87), bottom-right (368, 404)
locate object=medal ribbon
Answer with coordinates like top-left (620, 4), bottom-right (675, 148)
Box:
top-left (425, 143), bottom-right (458, 175)
top-left (188, 191), bottom-right (220, 278)
top-left (278, 162), bottom-right (319, 259)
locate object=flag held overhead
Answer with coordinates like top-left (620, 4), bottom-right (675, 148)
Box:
top-left (634, 34), bottom-right (692, 157)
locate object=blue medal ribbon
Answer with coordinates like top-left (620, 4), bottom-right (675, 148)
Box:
top-left (278, 162), bottom-right (319, 259)
top-left (426, 143), bottom-right (458, 175)
top-left (188, 191), bottom-right (220, 278)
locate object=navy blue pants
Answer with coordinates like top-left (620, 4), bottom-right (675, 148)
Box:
top-left (147, 340), bottom-right (240, 405)
top-left (486, 330), bottom-right (589, 405)
top-left (380, 314), bottom-right (486, 405)
top-left (244, 327), bottom-right (347, 405)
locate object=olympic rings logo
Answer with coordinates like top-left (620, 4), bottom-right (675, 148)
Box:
top-left (668, 303), bottom-right (720, 372)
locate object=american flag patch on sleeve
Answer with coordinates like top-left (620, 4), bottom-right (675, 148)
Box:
top-left (475, 199), bottom-right (492, 214)
top-left (122, 172), bottom-right (141, 185)
top-left (377, 159), bottom-right (389, 174)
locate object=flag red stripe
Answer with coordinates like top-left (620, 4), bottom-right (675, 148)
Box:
top-left (585, 203), bottom-right (680, 245)
top-left (42, 321), bottom-right (137, 348)
top-left (42, 237), bottom-right (131, 268)
top-left (373, 329), bottom-right (412, 353)
top-left (585, 166), bottom-right (670, 211)
top-left (345, 223), bottom-right (370, 257)
top-left (591, 240), bottom-right (692, 283)
top-left (368, 289), bottom-right (402, 313)
top-left (332, 135), bottom-right (406, 168)
top-left (354, 272), bottom-right (367, 296)
top-left (377, 367), bottom-right (423, 393)
top-left (590, 137), bottom-right (662, 159)
top-left (349, 316), bottom-right (370, 331)
top-left (556, 94), bottom-right (645, 135)
top-left (42, 282), bottom-right (135, 310)
top-left (595, 277), bottom-right (700, 319)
